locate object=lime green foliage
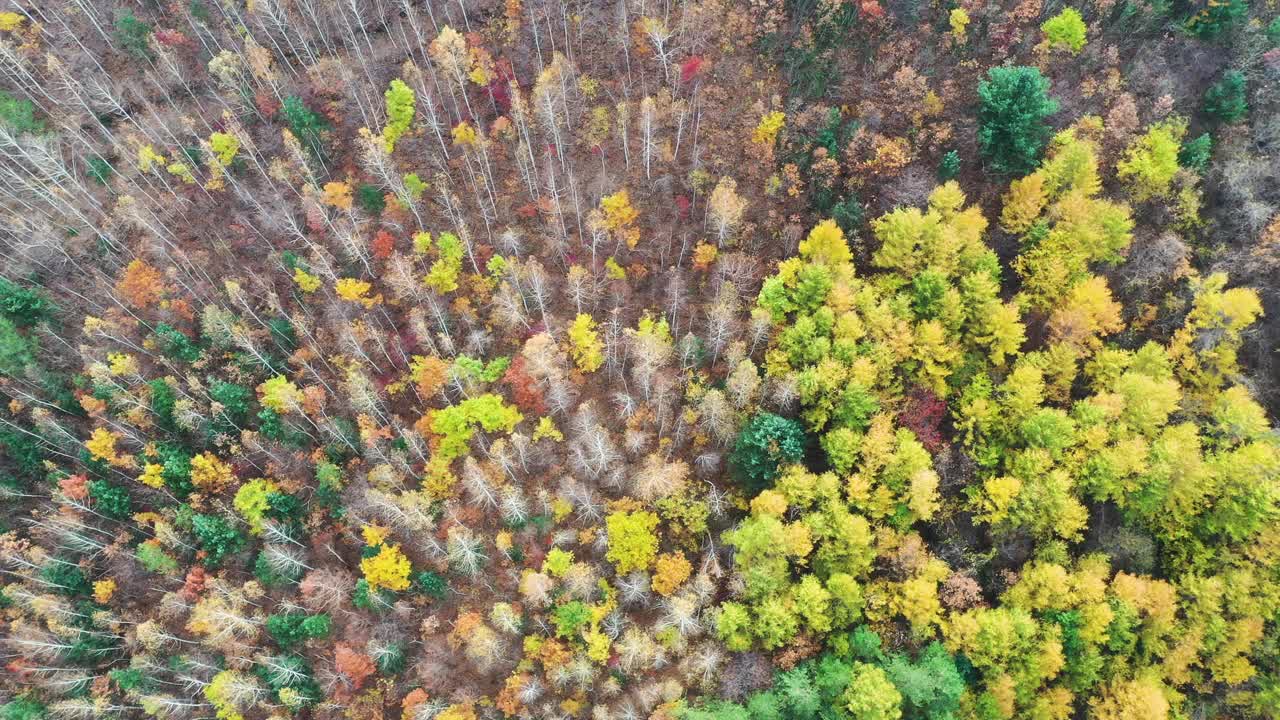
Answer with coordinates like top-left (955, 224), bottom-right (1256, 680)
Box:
top-left (383, 79), bottom-right (416, 152)
top-left (429, 394), bottom-right (524, 461)
top-left (730, 412), bottom-right (807, 495)
top-left (843, 663), bottom-right (902, 720)
top-left (543, 547), bottom-right (574, 577)
top-left (424, 231), bottom-right (465, 294)
top-left (234, 478), bottom-right (278, 534)
top-left (1203, 70), bottom-right (1247, 124)
top-left (977, 66), bottom-right (1058, 175)
top-left (1117, 120), bottom-right (1185, 201)
top-left (452, 355), bottom-right (510, 384)
top-left (1041, 8), bottom-right (1087, 53)
top-left (136, 540), bottom-right (180, 575)
top-left (605, 510), bottom-right (660, 573)
top-left (724, 513), bottom-right (802, 599)
top-left (552, 600), bottom-right (592, 638)
top-left (715, 602), bottom-right (754, 651)
top-left (258, 375), bottom-right (303, 413)
top-left (403, 172), bottom-right (428, 199)
top-left (209, 132), bottom-right (240, 166)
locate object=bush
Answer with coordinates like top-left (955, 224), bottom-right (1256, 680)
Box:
top-left (977, 66), bottom-right (1058, 175)
top-left (730, 412), bottom-right (808, 495)
top-left (1203, 70), bottom-right (1247, 124)
top-left (0, 91), bottom-right (45, 134)
top-left (192, 513), bottom-right (245, 567)
top-left (41, 560), bottom-right (91, 597)
top-left (937, 150), bottom-right (961, 181)
top-left (281, 96), bottom-right (328, 159)
top-left (89, 479), bottom-right (133, 519)
top-left (87, 156), bottom-right (114, 185)
top-left (1178, 133), bottom-right (1213, 172)
top-left (0, 698), bottom-right (45, 720)
top-left (0, 278), bottom-right (55, 327)
top-left (356, 184), bottom-right (386, 215)
top-left (114, 12), bottom-right (153, 59)
top-left (266, 612), bottom-right (332, 648)
top-left (832, 196), bottom-right (865, 235)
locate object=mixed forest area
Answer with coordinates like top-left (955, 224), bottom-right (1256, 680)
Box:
top-left (1, 0), bottom-right (1279, 719)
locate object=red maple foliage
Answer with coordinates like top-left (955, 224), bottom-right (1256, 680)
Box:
top-left (674, 194), bottom-right (691, 219)
top-left (502, 356), bottom-right (547, 414)
top-left (371, 230), bottom-right (396, 260)
top-left (898, 386), bottom-right (946, 453)
top-left (680, 56), bottom-right (704, 84)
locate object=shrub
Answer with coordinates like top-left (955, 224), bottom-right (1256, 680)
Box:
top-left (89, 479), bottom-right (133, 519)
top-left (937, 150), bottom-right (961, 181)
top-left (265, 612), bottom-right (332, 648)
top-left (0, 91), bottom-right (45, 134)
top-left (114, 11), bottom-right (153, 59)
top-left (0, 278), bottom-right (55, 327)
top-left (1203, 70), bottom-right (1247, 124)
top-left (192, 513), bottom-right (245, 567)
top-left (1178, 133), bottom-right (1213, 172)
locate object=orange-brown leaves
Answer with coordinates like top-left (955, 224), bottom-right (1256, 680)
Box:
top-left (116, 259), bottom-right (167, 309)
top-left (333, 643), bottom-right (376, 698)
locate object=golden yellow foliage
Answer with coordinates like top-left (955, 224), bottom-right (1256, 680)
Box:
top-left (361, 542), bottom-right (413, 592)
top-left (600, 189), bottom-right (640, 249)
top-left (292, 268), bottom-right (320, 293)
top-left (190, 452), bottom-right (235, 493)
top-left (86, 428), bottom-right (132, 468)
top-left (336, 278), bottom-right (379, 307)
top-left (752, 111), bottom-right (786, 145)
top-left (322, 181), bottom-right (353, 210)
top-left (651, 552), bottom-right (692, 596)
top-left (1000, 171), bottom-right (1048, 234)
top-left (93, 578), bottom-right (117, 603)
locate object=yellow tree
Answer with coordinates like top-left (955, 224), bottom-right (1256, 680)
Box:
top-left (599, 189), bottom-right (640, 249)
